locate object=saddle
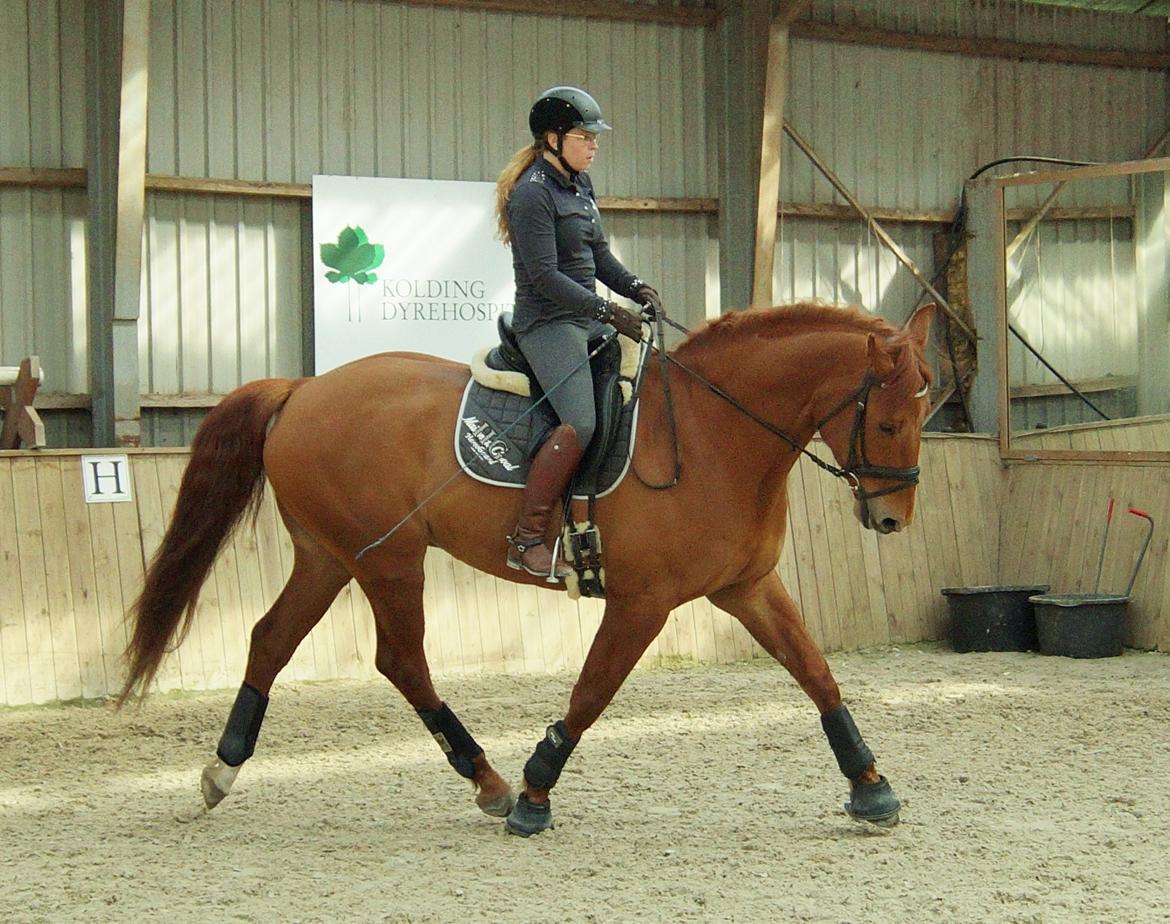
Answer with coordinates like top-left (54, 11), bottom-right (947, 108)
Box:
top-left (464, 313), bottom-right (641, 490)
top-left (458, 312), bottom-right (646, 597)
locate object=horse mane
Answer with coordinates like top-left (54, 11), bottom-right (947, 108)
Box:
top-left (674, 302), bottom-right (900, 358)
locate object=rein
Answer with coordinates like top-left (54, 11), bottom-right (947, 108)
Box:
top-left (357, 310), bottom-right (922, 560)
top-left (648, 316), bottom-right (921, 510)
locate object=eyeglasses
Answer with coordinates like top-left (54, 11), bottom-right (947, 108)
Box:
top-left (564, 132), bottom-right (599, 147)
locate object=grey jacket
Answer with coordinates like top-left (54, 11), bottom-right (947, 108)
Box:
top-left (506, 157), bottom-right (640, 336)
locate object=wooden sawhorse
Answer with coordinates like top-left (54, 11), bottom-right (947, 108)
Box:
top-left (0, 356), bottom-right (46, 450)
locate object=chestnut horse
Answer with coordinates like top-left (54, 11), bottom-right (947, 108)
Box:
top-left (119, 301), bottom-right (934, 836)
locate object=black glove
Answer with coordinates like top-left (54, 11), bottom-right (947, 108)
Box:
top-left (594, 299), bottom-right (644, 341)
top-left (634, 283), bottom-right (663, 321)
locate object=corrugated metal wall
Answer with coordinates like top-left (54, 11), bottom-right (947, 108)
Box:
top-left (0, 189), bottom-right (88, 389)
top-left (1007, 213), bottom-right (1140, 429)
top-left (146, 1), bottom-right (714, 191)
top-left (1, 0), bottom-right (1168, 445)
top-left (140, 194), bottom-right (305, 395)
top-left (0, 0), bottom-right (88, 414)
top-left (784, 44), bottom-right (1165, 214)
top-left (773, 0), bottom-right (1168, 320)
top-left (138, 0), bottom-right (716, 442)
top-left (807, 0), bottom-right (1168, 52)
top-left (772, 218), bottom-right (939, 313)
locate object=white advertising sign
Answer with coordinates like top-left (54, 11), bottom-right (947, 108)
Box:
top-left (312, 175), bottom-right (515, 373)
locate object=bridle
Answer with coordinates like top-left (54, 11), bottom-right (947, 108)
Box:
top-left (639, 316), bottom-right (923, 523)
top-left (809, 373), bottom-right (924, 525)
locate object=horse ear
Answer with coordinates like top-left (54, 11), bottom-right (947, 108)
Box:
top-left (867, 332), bottom-right (897, 380)
top-left (903, 303), bottom-right (936, 348)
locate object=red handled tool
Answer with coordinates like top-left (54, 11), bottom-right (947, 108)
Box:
top-left (1124, 508), bottom-right (1154, 598)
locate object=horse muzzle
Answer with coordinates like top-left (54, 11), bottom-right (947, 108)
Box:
top-left (853, 495), bottom-right (908, 534)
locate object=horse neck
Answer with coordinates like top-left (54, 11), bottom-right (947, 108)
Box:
top-left (665, 327), bottom-right (870, 480)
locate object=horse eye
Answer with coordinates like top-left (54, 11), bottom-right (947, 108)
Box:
top-left (878, 422), bottom-right (898, 436)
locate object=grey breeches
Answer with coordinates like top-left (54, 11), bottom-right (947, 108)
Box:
top-left (517, 319), bottom-right (610, 451)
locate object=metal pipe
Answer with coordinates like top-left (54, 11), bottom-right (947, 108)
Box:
top-left (1093, 497), bottom-right (1115, 594)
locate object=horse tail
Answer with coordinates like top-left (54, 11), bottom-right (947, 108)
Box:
top-left (117, 378), bottom-right (305, 706)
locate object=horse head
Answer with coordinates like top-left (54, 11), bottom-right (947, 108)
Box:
top-left (814, 304), bottom-right (935, 535)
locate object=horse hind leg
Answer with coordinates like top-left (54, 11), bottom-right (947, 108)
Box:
top-left (361, 573), bottom-right (515, 818)
top-left (201, 534), bottom-right (350, 810)
top-left (506, 601), bottom-right (671, 836)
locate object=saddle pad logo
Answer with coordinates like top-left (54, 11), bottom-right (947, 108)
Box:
top-left (461, 415), bottom-right (522, 472)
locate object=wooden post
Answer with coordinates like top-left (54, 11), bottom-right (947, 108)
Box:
top-left (86, 0), bottom-right (149, 448)
top-left (750, 19), bottom-right (788, 308)
top-left (750, 1), bottom-right (812, 308)
top-left (0, 357), bottom-right (47, 450)
top-left (111, 0), bottom-right (150, 448)
top-left (963, 178), bottom-right (1006, 436)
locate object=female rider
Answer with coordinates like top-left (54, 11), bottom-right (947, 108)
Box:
top-left (494, 86), bottom-right (661, 580)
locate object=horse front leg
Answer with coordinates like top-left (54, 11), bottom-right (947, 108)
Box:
top-left (709, 572), bottom-right (901, 827)
top-left (506, 601), bottom-right (669, 836)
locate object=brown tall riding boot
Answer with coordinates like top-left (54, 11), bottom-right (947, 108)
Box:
top-left (506, 424), bottom-right (584, 580)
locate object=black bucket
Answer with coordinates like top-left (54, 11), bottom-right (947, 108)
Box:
top-left (1029, 592), bottom-right (1128, 659)
top-left (941, 585), bottom-right (1049, 652)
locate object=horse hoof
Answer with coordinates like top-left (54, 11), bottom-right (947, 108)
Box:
top-left (504, 794), bottom-right (553, 837)
top-left (477, 787), bottom-right (517, 818)
top-left (200, 758), bottom-right (240, 810)
top-left (844, 775), bottom-right (901, 827)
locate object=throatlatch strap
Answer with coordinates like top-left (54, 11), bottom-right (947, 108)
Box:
top-left (821, 703), bottom-right (875, 780)
top-left (216, 683), bottom-right (269, 767)
top-left (523, 720), bottom-right (578, 790)
top-left (417, 703), bottom-right (483, 780)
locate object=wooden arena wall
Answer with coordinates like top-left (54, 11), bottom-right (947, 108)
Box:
top-left (3, 433), bottom-right (1169, 706)
top-left (1001, 421), bottom-right (1170, 651)
top-left (998, 462), bottom-right (1170, 652)
top-left (1011, 416), bottom-right (1170, 453)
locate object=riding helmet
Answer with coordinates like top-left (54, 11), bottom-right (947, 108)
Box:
top-left (528, 86), bottom-right (612, 139)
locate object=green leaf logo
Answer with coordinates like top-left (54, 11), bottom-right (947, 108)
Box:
top-left (321, 225), bottom-right (385, 284)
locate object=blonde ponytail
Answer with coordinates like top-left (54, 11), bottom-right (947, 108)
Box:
top-left (495, 143), bottom-right (541, 245)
